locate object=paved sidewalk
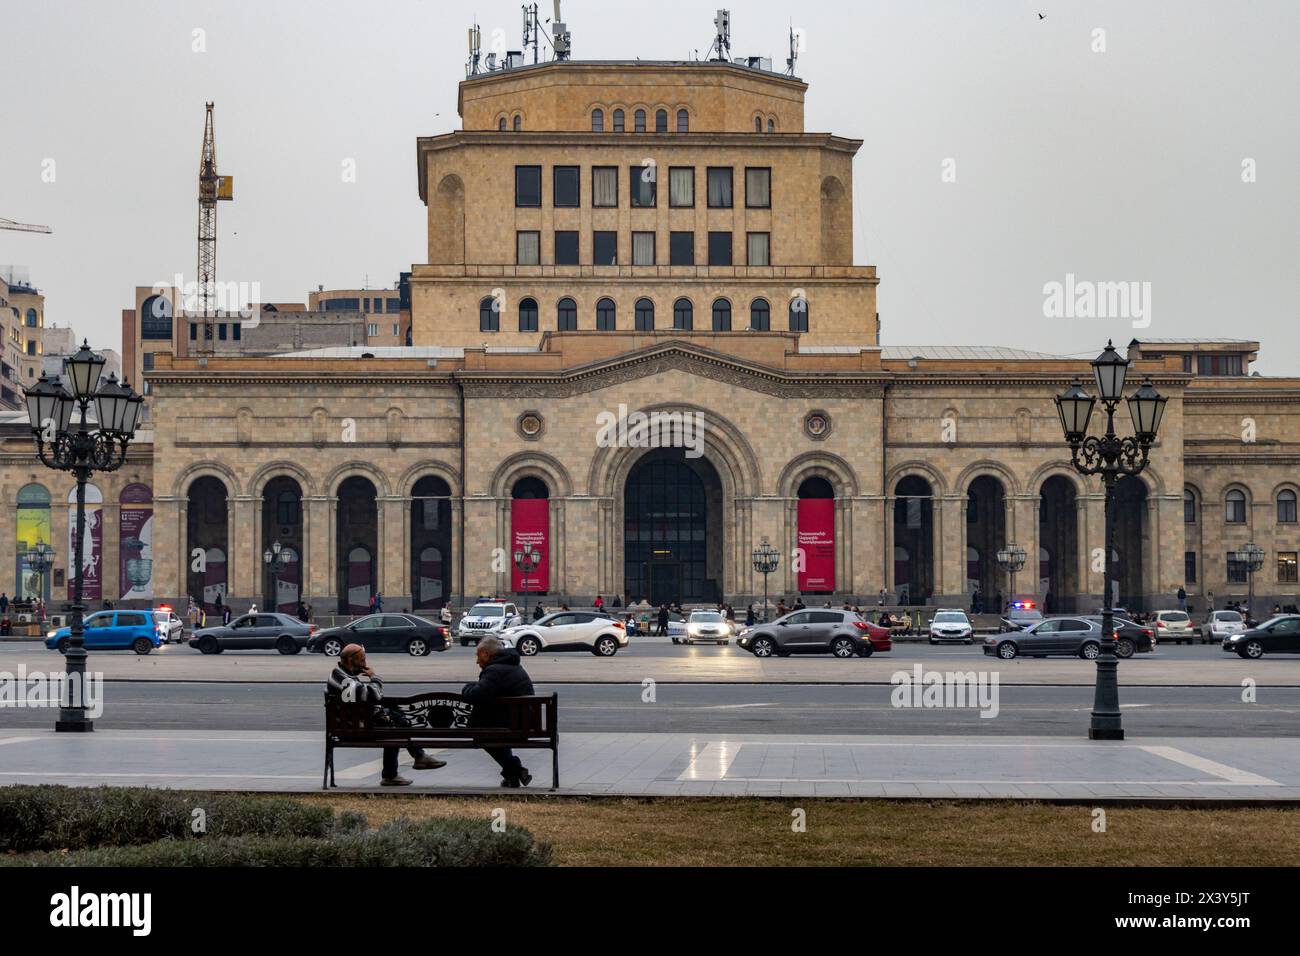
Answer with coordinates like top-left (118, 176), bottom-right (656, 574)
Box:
top-left (1, 729), bottom-right (1296, 800)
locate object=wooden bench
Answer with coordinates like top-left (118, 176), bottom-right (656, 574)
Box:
top-left (323, 691), bottom-right (558, 790)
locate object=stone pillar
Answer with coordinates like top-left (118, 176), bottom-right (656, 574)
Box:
top-left (882, 494), bottom-right (895, 593)
top-left (1012, 493), bottom-right (1040, 602)
top-left (379, 495), bottom-right (410, 608)
top-left (230, 495), bottom-right (256, 607)
top-left (449, 495), bottom-right (463, 605)
top-left (305, 496), bottom-right (333, 609)
top-left (1081, 492), bottom-right (1106, 607)
top-left (938, 495), bottom-right (966, 605)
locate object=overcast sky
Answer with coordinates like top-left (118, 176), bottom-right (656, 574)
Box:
top-left (3, 0), bottom-right (1297, 371)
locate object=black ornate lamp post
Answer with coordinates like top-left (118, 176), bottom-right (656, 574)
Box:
top-left (751, 536), bottom-right (780, 622)
top-left (995, 544), bottom-right (1027, 613)
top-left (25, 541), bottom-right (55, 623)
top-left (1056, 340), bottom-right (1166, 741)
top-left (513, 546), bottom-right (542, 623)
top-left (263, 539), bottom-right (289, 612)
top-left (25, 344), bottom-right (143, 732)
top-left (1230, 542), bottom-right (1265, 623)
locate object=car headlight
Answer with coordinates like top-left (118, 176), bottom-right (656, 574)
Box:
top-left (47, 630), bottom-right (56, 639)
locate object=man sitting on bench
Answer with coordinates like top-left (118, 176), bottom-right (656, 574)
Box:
top-left (326, 643), bottom-right (447, 786)
top-left (461, 636), bottom-right (535, 788)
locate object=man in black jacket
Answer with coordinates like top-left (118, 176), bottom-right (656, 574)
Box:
top-left (462, 636), bottom-right (534, 787)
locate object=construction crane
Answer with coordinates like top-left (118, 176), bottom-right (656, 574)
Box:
top-left (0, 217), bottom-right (51, 234)
top-left (196, 102), bottom-right (233, 349)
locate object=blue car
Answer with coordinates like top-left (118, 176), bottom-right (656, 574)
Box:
top-left (45, 609), bottom-right (162, 655)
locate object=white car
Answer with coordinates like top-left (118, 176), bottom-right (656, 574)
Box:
top-left (929, 609), bottom-right (974, 645)
top-left (676, 610), bottom-right (731, 645)
top-left (457, 601), bottom-right (522, 646)
top-left (1150, 609), bottom-right (1194, 644)
top-left (152, 607), bottom-right (185, 643)
top-left (503, 611), bottom-right (628, 657)
top-left (1200, 610), bottom-right (1247, 645)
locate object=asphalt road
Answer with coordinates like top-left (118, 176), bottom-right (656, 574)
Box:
top-left (2, 680), bottom-right (1296, 736)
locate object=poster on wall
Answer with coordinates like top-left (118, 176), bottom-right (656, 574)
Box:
top-left (119, 483), bottom-right (154, 601)
top-left (274, 548), bottom-right (300, 614)
top-left (510, 499), bottom-right (549, 592)
top-left (68, 484), bottom-right (103, 602)
top-left (16, 492), bottom-right (52, 603)
top-left (418, 546), bottom-right (444, 607)
top-left (797, 498), bottom-right (836, 592)
top-left (203, 548), bottom-right (227, 610)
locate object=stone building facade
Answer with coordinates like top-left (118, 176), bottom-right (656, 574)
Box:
top-left (4, 59), bottom-right (1298, 618)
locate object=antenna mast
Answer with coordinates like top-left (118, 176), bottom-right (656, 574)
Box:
top-left (522, 3), bottom-right (540, 63)
top-left (786, 24), bottom-right (799, 75)
top-left (467, 22), bottom-right (482, 76)
top-left (551, 0), bottom-right (571, 61)
top-left (708, 8), bottom-right (731, 61)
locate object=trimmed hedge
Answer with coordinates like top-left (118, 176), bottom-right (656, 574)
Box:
top-left (0, 786), bottom-right (342, 853)
top-left (5, 818), bottom-right (551, 867)
top-left (0, 786), bottom-right (551, 867)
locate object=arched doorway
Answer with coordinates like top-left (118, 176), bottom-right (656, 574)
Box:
top-left (624, 450), bottom-right (723, 605)
top-left (1039, 475), bottom-right (1079, 612)
top-left (262, 476), bottom-right (302, 613)
top-left (336, 477), bottom-right (377, 613)
top-left (411, 475), bottom-right (452, 609)
top-left (1114, 476), bottom-right (1148, 611)
top-left (796, 476), bottom-right (835, 595)
top-left (966, 475), bottom-right (1007, 605)
top-left (894, 476), bottom-right (934, 605)
top-left (186, 476), bottom-right (228, 611)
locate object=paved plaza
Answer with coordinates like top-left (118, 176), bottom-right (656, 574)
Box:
top-left (1, 729), bottom-right (1296, 800)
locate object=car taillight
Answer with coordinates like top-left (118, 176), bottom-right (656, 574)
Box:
top-left (852, 621), bottom-right (869, 630)
top-left (612, 620), bottom-right (625, 629)
top-left (1156, 620), bottom-right (1165, 628)
top-left (1143, 629), bottom-right (1153, 637)
top-left (309, 625), bottom-right (317, 634)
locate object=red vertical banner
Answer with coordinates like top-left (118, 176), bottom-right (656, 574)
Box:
top-left (511, 499), bottom-right (549, 592)
top-left (797, 498), bottom-right (836, 592)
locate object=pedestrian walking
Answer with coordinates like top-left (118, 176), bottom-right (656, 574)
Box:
top-left (1177, 585), bottom-right (1187, 612)
top-left (594, 594), bottom-right (604, 611)
top-left (745, 604), bottom-right (755, 627)
top-left (0, 592), bottom-right (8, 614)
top-left (440, 604), bottom-right (453, 627)
top-left (222, 605), bottom-right (232, 625)
top-left (657, 604), bottom-right (669, 636)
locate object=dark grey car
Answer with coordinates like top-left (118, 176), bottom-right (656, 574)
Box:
top-left (738, 609), bottom-right (876, 658)
top-left (189, 612), bottom-right (315, 654)
top-left (983, 616), bottom-right (1105, 660)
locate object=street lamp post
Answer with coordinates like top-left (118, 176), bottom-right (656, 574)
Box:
top-left (263, 539), bottom-right (288, 612)
top-left (513, 546), bottom-right (542, 623)
top-left (1230, 542), bottom-right (1265, 623)
top-left (751, 536), bottom-right (780, 622)
top-left (995, 544), bottom-right (1027, 613)
top-left (25, 343), bottom-right (143, 732)
top-left (1055, 340), bottom-right (1166, 741)
top-left (26, 541), bottom-right (55, 623)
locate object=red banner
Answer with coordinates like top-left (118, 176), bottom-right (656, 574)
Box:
top-left (797, 499), bottom-right (835, 592)
top-left (511, 499), bottom-right (549, 592)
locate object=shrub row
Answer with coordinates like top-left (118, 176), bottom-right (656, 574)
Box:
top-left (3, 817), bottom-right (551, 867)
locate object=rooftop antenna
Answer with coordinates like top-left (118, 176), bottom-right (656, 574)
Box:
top-left (708, 8), bottom-right (731, 62)
top-left (550, 0), bottom-right (571, 61)
top-left (522, 3), bottom-right (540, 64)
top-left (786, 23), bottom-right (799, 75)
top-left (467, 22), bottom-right (482, 76)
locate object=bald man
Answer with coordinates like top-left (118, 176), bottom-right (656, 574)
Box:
top-left (327, 643), bottom-right (446, 786)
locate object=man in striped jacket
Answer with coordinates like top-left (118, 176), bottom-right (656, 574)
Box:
top-left (327, 643), bottom-right (446, 786)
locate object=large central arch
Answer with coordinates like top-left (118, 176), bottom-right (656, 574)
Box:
top-left (623, 449), bottom-right (724, 605)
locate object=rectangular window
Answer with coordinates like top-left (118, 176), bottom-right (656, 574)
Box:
top-left (142, 353), bottom-right (155, 371)
top-left (555, 230), bottom-right (580, 265)
top-left (392, 323), bottom-right (399, 336)
top-left (1280, 552), bottom-right (1299, 584)
top-left (1226, 553), bottom-right (1249, 584)
top-left (747, 232), bottom-right (771, 266)
top-left (1185, 551), bottom-right (1197, 584)
top-left (217, 323), bottom-right (227, 341)
top-left (593, 231), bottom-right (618, 265)
top-left (366, 323), bottom-right (379, 337)
top-left (553, 166), bottom-right (580, 207)
top-left (707, 231), bottom-right (732, 266)
top-left (516, 231), bottom-right (540, 265)
top-left (1197, 354), bottom-right (1244, 376)
top-left (630, 165), bottom-right (656, 207)
top-left (514, 166), bottom-right (542, 207)
top-left (1280, 495), bottom-right (1298, 523)
top-left (632, 232), bottom-right (655, 266)
top-left (669, 231), bottom-right (695, 266)
top-left (745, 167), bottom-right (772, 208)
top-left (707, 167), bottom-right (733, 208)
top-left (25, 341), bottom-right (36, 355)
top-left (669, 167), bottom-right (694, 207)
top-left (190, 323), bottom-right (197, 341)
top-left (592, 167), bottom-right (618, 207)
top-left (232, 323), bottom-right (241, 341)
top-left (363, 298), bottom-right (370, 312)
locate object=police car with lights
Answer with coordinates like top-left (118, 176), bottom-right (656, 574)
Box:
top-left (999, 600), bottom-right (1044, 632)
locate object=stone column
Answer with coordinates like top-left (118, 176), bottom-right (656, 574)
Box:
top-left (379, 495), bottom-right (410, 608)
top-left (230, 494), bottom-right (255, 607)
top-left (938, 495), bottom-right (966, 605)
top-left (1012, 493), bottom-right (1040, 602)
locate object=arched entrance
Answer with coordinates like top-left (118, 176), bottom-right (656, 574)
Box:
top-left (262, 476), bottom-right (302, 613)
top-left (511, 477), bottom-right (550, 597)
top-left (624, 450), bottom-right (723, 605)
top-left (1039, 475), bottom-right (1079, 612)
top-left (336, 476), bottom-right (377, 613)
top-left (894, 476), bottom-right (934, 605)
top-left (796, 477), bottom-right (835, 595)
top-left (966, 475), bottom-right (1007, 605)
top-left (1114, 476), bottom-right (1148, 611)
top-left (186, 477), bottom-right (228, 610)
top-left (411, 475), bottom-right (452, 609)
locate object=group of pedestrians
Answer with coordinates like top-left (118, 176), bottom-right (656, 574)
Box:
top-left (326, 634), bottom-right (534, 787)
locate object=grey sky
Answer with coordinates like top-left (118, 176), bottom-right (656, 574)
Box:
top-left (3, 0), bottom-right (1297, 371)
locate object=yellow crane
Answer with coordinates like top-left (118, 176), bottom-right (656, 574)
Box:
top-left (196, 102), bottom-right (233, 349)
top-left (0, 217), bottom-right (51, 234)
